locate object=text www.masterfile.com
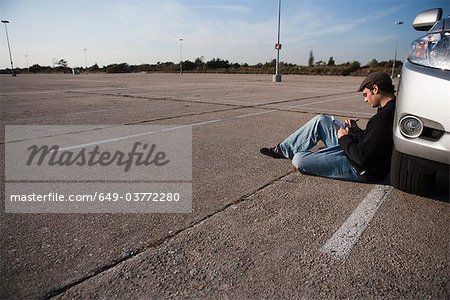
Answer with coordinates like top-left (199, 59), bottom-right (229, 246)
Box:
top-left (9, 192), bottom-right (182, 202)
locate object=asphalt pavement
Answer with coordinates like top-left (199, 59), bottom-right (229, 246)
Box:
top-left (1, 73), bottom-right (449, 299)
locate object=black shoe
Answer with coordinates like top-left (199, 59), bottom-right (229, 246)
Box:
top-left (260, 145), bottom-right (286, 159)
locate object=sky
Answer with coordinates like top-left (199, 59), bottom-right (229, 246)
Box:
top-left (0, 0), bottom-right (449, 69)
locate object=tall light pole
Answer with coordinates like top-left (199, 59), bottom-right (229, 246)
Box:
top-left (391, 21), bottom-right (403, 78)
top-left (84, 48), bottom-right (88, 73)
top-left (1, 20), bottom-right (16, 77)
top-left (273, 0), bottom-right (282, 82)
top-left (179, 38), bottom-right (183, 74)
top-left (25, 55), bottom-right (29, 69)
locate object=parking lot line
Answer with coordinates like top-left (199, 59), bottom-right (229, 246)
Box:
top-left (285, 107), bottom-right (373, 117)
top-left (321, 185), bottom-right (392, 259)
top-left (54, 110), bottom-right (277, 152)
top-left (287, 94), bottom-right (358, 108)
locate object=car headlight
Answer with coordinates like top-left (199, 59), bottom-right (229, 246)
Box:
top-left (407, 33), bottom-right (450, 70)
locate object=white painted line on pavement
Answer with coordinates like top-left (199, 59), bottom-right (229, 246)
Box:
top-left (288, 107), bottom-right (373, 117)
top-left (288, 94), bottom-right (358, 108)
top-left (321, 185), bottom-right (392, 259)
top-left (57, 109), bottom-right (276, 152)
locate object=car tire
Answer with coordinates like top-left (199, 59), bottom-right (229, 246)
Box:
top-left (390, 148), bottom-right (435, 196)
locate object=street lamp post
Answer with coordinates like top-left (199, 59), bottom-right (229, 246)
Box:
top-left (25, 55), bottom-right (29, 69)
top-left (1, 20), bottom-right (16, 77)
top-left (273, 0), bottom-right (282, 82)
top-left (84, 48), bottom-right (88, 73)
top-left (391, 21), bottom-right (403, 78)
top-left (179, 38), bottom-right (183, 74)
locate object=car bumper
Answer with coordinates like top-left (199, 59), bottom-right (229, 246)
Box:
top-left (393, 61), bottom-right (450, 165)
top-left (394, 129), bottom-right (450, 165)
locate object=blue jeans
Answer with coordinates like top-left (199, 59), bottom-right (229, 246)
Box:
top-left (278, 114), bottom-right (366, 182)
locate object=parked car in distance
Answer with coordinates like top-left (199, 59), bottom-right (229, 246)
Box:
top-left (391, 8), bottom-right (449, 196)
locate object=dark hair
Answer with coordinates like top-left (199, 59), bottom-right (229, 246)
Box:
top-left (365, 83), bottom-right (396, 94)
top-left (358, 72), bottom-right (395, 94)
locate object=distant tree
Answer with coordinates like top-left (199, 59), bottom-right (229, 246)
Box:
top-left (104, 63), bottom-right (131, 73)
top-left (9, 56), bottom-right (391, 75)
top-left (29, 64), bottom-right (52, 73)
top-left (159, 61), bottom-right (176, 72)
top-left (369, 59), bottom-right (379, 68)
top-left (56, 59), bottom-right (68, 68)
top-left (327, 56), bottom-right (335, 66)
top-left (308, 50), bottom-right (314, 67)
top-left (341, 61), bottom-right (361, 76)
top-left (135, 64), bottom-right (152, 72)
top-left (206, 58), bottom-right (231, 69)
top-left (350, 61), bottom-right (361, 69)
top-left (268, 59), bottom-right (276, 67)
top-left (29, 64), bottom-right (40, 73)
top-left (88, 63), bottom-right (100, 71)
top-left (193, 57), bottom-right (206, 71)
top-left (194, 56), bottom-right (205, 67)
top-left (182, 60), bottom-right (196, 71)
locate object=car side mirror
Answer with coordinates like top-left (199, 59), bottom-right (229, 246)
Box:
top-left (412, 8), bottom-right (443, 31)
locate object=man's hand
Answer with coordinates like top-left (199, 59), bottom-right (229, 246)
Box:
top-left (338, 127), bottom-right (349, 139)
top-left (345, 119), bottom-right (360, 130)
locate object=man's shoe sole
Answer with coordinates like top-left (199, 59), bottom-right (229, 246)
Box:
top-left (260, 147), bottom-right (286, 159)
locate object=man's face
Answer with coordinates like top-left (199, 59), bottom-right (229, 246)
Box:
top-left (362, 86), bottom-right (379, 107)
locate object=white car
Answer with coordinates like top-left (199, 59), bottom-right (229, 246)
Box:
top-left (391, 8), bottom-right (449, 196)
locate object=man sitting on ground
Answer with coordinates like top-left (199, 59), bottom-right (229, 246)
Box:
top-left (260, 72), bottom-right (396, 183)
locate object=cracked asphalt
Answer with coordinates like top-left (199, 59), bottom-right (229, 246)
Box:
top-left (1, 73), bottom-right (449, 299)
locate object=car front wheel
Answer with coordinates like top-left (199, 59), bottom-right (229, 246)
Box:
top-left (390, 148), bottom-right (436, 196)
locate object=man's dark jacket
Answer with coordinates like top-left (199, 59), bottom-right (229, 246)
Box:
top-left (339, 99), bottom-right (396, 182)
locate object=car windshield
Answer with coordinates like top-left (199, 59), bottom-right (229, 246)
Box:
top-left (429, 19), bottom-right (450, 33)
